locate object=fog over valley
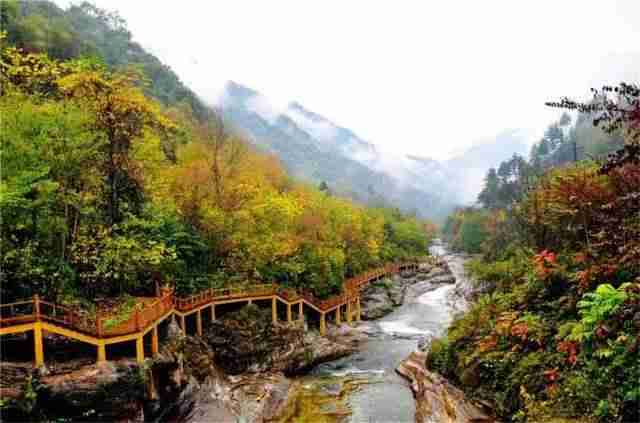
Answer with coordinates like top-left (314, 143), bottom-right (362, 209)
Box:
top-left (218, 81), bottom-right (532, 220)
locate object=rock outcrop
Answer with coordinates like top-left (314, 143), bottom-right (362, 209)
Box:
top-left (360, 258), bottom-right (455, 320)
top-left (0, 307), bottom-right (366, 423)
top-left (396, 351), bottom-right (497, 423)
top-left (205, 304), bottom-right (360, 376)
top-left (0, 359), bottom-right (148, 422)
top-left (360, 276), bottom-right (402, 319)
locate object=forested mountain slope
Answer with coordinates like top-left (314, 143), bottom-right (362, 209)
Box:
top-left (435, 84), bottom-right (640, 422)
top-left (1, 1), bottom-right (436, 311)
top-left (1, 0), bottom-right (211, 121)
top-left (219, 81), bottom-right (455, 221)
top-left (219, 81), bottom-right (532, 221)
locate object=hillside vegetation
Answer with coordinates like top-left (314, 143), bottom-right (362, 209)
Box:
top-left (0, 2), bottom-right (435, 312)
top-left (434, 86), bottom-right (640, 422)
top-left (1, 0), bottom-right (210, 121)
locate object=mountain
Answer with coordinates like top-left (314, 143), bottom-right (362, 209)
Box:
top-left (4, 0), bottom-right (211, 122)
top-left (218, 81), bottom-right (531, 221)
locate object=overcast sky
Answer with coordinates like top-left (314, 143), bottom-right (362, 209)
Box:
top-left (58, 0), bottom-right (639, 159)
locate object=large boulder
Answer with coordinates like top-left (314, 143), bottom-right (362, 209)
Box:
top-left (429, 274), bottom-right (457, 285)
top-left (360, 276), bottom-right (410, 320)
top-left (360, 287), bottom-right (395, 320)
top-left (204, 304), bottom-right (354, 376)
top-left (205, 305), bottom-right (304, 375)
top-left (0, 360), bottom-right (147, 422)
top-left (396, 351), bottom-right (497, 423)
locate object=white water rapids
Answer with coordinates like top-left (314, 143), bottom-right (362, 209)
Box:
top-left (300, 239), bottom-right (471, 422)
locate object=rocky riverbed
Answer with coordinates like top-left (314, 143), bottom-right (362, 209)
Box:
top-left (396, 351), bottom-right (494, 423)
top-left (0, 243), bottom-right (485, 422)
top-left (279, 240), bottom-right (495, 423)
top-left (0, 308), bottom-right (364, 422)
top-left (360, 257), bottom-right (454, 320)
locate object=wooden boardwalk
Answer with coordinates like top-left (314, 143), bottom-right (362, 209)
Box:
top-left (0, 262), bottom-right (418, 367)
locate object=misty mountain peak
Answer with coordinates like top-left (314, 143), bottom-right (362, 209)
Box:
top-left (220, 80), bottom-right (259, 105)
top-left (217, 81), bottom-right (531, 218)
top-left (287, 101), bottom-right (326, 123)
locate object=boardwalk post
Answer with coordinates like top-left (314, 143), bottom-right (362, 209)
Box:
top-left (151, 325), bottom-right (159, 356)
top-left (179, 314), bottom-right (186, 334)
top-left (136, 336), bottom-right (144, 363)
top-left (33, 322), bottom-right (44, 367)
top-left (97, 342), bottom-right (106, 363)
top-left (2, 262), bottom-right (413, 368)
top-left (271, 297), bottom-right (277, 324)
top-left (33, 295), bottom-right (40, 319)
top-left (196, 309), bottom-right (202, 336)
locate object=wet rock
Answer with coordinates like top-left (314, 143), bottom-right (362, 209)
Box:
top-left (273, 378), bottom-right (361, 422)
top-left (360, 276), bottom-right (410, 320)
top-left (425, 266), bottom-right (450, 279)
top-left (417, 334), bottom-right (435, 352)
top-left (360, 287), bottom-right (396, 320)
top-left (360, 260), bottom-right (457, 320)
top-left (0, 359), bottom-right (149, 422)
top-left (146, 332), bottom-right (233, 422)
top-left (0, 362), bottom-right (32, 400)
top-left (285, 329), bottom-right (359, 374)
top-left (205, 304), bottom-right (356, 376)
top-left (149, 329), bottom-right (297, 423)
top-left (429, 274), bottom-right (456, 285)
top-left (387, 282), bottom-right (406, 306)
top-left (396, 351), bottom-right (497, 423)
top-left (418, 262), bottom-right (435, 273)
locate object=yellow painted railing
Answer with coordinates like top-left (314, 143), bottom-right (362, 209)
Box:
top-left (0, 262), bottom-right (419, 339)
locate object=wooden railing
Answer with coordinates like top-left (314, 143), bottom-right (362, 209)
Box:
top-left (39, 300), bottom-right (97, 335)
top-left (175, 283), bottom-right (279, 311)
top-left (0, 261), bottom-right (419, 337)
top-left (100, 290), bottom-right (175, 337)
top-left (0, 299), bottom-right (37, 326)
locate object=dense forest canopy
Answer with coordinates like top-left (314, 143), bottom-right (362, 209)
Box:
top-left (0, 1), bottom-right (436, 312)
top-left (436, 84), bottom-right (640, 422)
top-left (2, 2), bottom-right (638, 422)
top-left (1, 0), bottom-right (211, 121)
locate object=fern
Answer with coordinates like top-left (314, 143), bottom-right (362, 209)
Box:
top-left (576, 283), bottom-right (628, 339)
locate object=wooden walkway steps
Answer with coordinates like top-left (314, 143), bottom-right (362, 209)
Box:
top-left (0, 262), bottom-right (418, 367)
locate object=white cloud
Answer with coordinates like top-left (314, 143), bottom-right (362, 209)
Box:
top-left (244, 94), bottom-right (284, 124)
top-left (285, 108), bottom-right (338, 142)
top-left (56, 0), bottom-right (640, 160)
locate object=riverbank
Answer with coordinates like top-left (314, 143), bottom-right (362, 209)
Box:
top-left (392, 242), bottom-right (499, 423)
top-left (275, 241), bottom-right (483, 422)
top-left (0, 313), bottom-right (363, 422)
top-left (396, 350), bottom-right (494, 423)
top-left (0, 252), bottom-right (459, 422)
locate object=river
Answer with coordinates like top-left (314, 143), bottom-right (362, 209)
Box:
top-left (280, 240), bottom-right (471, 422)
